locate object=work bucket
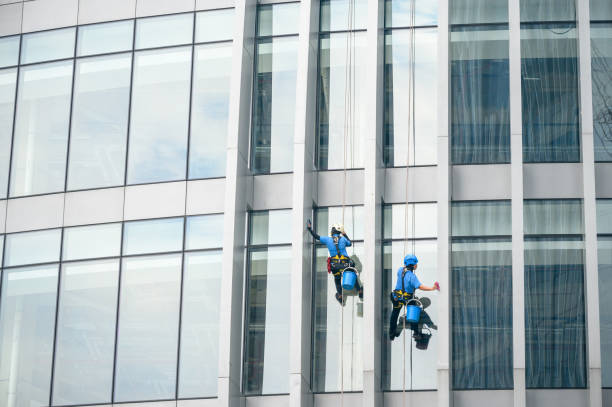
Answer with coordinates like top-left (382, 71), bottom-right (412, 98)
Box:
top-left (405, 299), bottom-right (422, 324)
top-left (342, 267), bottom-right (357, 291)
top-left (414, 329), bottom-right (432, 350)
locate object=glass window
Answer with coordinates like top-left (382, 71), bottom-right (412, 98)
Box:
top-left (590, 0), bottom-right (612, 21)
top-left (251, 37), bottom-right (298, 174)
top-left (185, 214), bottom-right (224, 250)
top-left (77, 20), bottom-right (134, 56)
top-left (591, 23), bottom-right (612, 162)
top-left (114, 254), bottom-right (181, 402)
top-left (67, 54), bottom-right (131, 190)
top-left (189, 43), bottom-right (232, 179)
top-left (135, 13), bottom-right (193, 49)
top-left (382, 203), bottom-right (437, 240)
top-left (178, 251), bottom-right (223, 398)
top-left (317, 32), bottom-right (367, 170)
top-left (449, 0), bottom-right (507, 25)
top-left (21, 27), bottom-right (75, 64)
top-left (4, 229), bottom-right (62, 267)
top-left (599, 237), bottom-right (612, 386)
top-left (384, 29), bottom-right (437, 166)
top-left (0, 264), bottom-right (59, 406)
top-left (62, 223), bottom-right (122, 261)
top-left (384, 0), bottom-right (438, 27)
top-left (123, 218), bottom-right (184, 255)
top-left (128, 47), bottom-right (191, 184)
top-left (0, 68), bottom-right (17, 199)
top-left (451, 201), bottom-right (511, 237)
top-left (0, 35), bottom-right (19, 68)
top-left (257, 3), bottom-right (300, 36)
top-left (195, 8), bottom-right (235, 43)
top-left (320, 0), bottom-right (368, 31)
top-left (249, 210), bottom-right (293, 245)
top-left (597, 200), bottom-right (612, 235)
top-left (0, 235), bottom-right (3, 266)
top-left (52, 259), bottom-right (119, 406)
top-left (524, 199), bottom-right (583, 235)
top-left (11, 60), bottom-right (73, 197)
top-left (315, 205), bottom-right (364, 240)
top-left (243, 246), bottom-right (291, 395)
top-left (520, 0), bottom-right (575, 23)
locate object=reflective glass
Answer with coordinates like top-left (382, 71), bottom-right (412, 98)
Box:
top-left (317, 32), bottom-right (367, 170)
top-left (195, 8), bottom-right (234, 43)
top-left (0, 68), bottom-right (17, 199)
top-left (128, 47), bottom-right (191, 184)
top-left (4, 229), bottom-right (61, 267)
top-left (123, 218), bottom-right (184, 255)
top-left (135, 13), bottom-right (193, 49)
top-left (590, 0), bottom-right (612, 21)
top-left (591, 24), bottom-right (612, 162)
top-left (67, 54), bottom-right (131, 190)
top-left (312, 243), bottom-right (363, 391)
top-left (524, 199), bottom-right (583, 235)
top-left (185, 214), bottom-right (224, 250)
top-left (251, 37), bottom-right (298, 174)
top-left (114, 254), bottom-right (181, 402)
top-left (315, 205), bottom-right (364, 241)
top-left (0, 235), bottom-right (3, 266)
top-left (320, 0), bottom-right (367, 31)
top-left (52, 259), bottom-right (119, 405)
top-left (62, 223), bottom-right (122, 261)
top-left (599, 237), bottom-right (612, 386)
top-left (384, 29), bottom-right (437, 166)
top-left (77, 20), bottom-right (134, 56)
top-left (11, 60), bottom-right (73, 196)
top-left (257, 3), bottom-right (300, 36)
top-left (0, 35), bottom-right (19, 68)
top-left (381, 241), bottom-right (438, 390)
top-left (451, 27), bottom-right (510, 164)
top-left (451, 201), bottom-right (511, 237)
top-left (178, 251), bottom-right (222, 398)
top-left (520, 0), bottom-right (575, 23)
top-left (449, 0), bottom-right (507, 25)
top-left (21, 27), bottom-right (75, 64)
top-left (249, 210), bottom-right (292, 245)
top-left (243, 246), bottom-right (291, 395)
top-left (597, 199), bottom-right (612, 235)
top-left (0, 265), bottom-right (58, 407)
top-left (384, 0), bottom-right (438, 27)
top-left (189, 43), bottom-right (232, 179)
top-left (382, 203), bottom-right (437, 240)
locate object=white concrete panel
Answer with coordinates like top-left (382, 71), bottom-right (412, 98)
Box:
top-left (252, 173), bottom-right (293, 210)
top-left (246, 395), bottom-right (290, 407)
top-left (452, 164), bottom-right (511, 201)
top-left (0, 3), bottom-right (23, 36)
top-left (6, 193), bottom-right (64, 233)
top-left (78, 0), bottom-right (136, 24)
top-left (0, 200), bottom-right (5, 233)
top-left (186, 178), bottom-right (226, 215)
top-left (317, 169), bottom-right (364, 206)
top-left (526, 390), bottom-right (588, 407)
top-left (114, 401), bottom-right (176, 407)
top-left (595, 163), bottom-right (612, 198)
top-left (313, 392), bottom-right (363, 407)
top-left (383, 391), bottom-right (437, 407)
top-left (196, 0), bottom-right (234, 10)
top-left (123, 182), bottom-right (186, 220)
top-left (177, 399), bottom-right (220, 407)
top-left (136, 0), bottom-right (195, 17)
top-left (63, 187), bottom-right (124, 226)
top-left (523, 163), bottom-right (583, 199)
top-left (22, 0), bottom-right (78, 32)
top-left (258, 0), bottom-right (299, 3)
top-left (384, 166), bottom-right (438, 203)
top-left (453, 390), bottom-right (513, 407)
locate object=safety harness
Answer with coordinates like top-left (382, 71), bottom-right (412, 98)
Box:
top-left (328, 235), bottom-right (353, 277)
top-left (392, 267), bottom-right (414, 308)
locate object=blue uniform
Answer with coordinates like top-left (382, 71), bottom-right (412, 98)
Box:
top-left (394, 267), bottom-right (421, 294)
top-left (319, 234), bottom-right (352, 257)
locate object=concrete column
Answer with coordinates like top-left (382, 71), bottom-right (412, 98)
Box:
top-left (217, 1), bottom-right (256, 406)
top-left (576, 1), bottom-right (602, 405)
top-left (289, 1), bottom-right (319, 407)
top-left (362, 0), bottom-right (384, 405)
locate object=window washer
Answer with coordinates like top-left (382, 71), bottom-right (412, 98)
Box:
top-left (389, 254), bottom-right (439, 341)
top-left (306, 220), bottom-right (363, 305)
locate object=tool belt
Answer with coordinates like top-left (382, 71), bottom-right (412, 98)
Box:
top-left (390, 289), bottom-right (413, 305)
top-left (329, 255), bottom-right (354, 277)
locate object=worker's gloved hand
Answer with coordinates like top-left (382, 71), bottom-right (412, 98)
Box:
top-left (306, 219), bottom-right (312, 230)
top-left (434, 281), bottom-right (440, 291)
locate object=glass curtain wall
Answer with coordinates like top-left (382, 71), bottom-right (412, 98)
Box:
top-left (381, 203), bottom-right (438, 390)
top-left (0, 67), bottom-right (16, 199)
top-left (597, 200), bottom-right (612, 386)
top-left (243, 210), bottom-right (292, 395)
top-left (524, 199), bottom-right (586, 388)
top-left (384, 0), bottom-right (438, 167)
top-left (450, 0), bottom-right (510, 164)
top-left (251, 3), bottom-right (299, 174)
top-left (520, 0), bottom-right (580, 163)
top-left (451, 201), bottom-right (513, 389)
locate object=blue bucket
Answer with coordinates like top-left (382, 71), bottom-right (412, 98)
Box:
top-left (405, 299), bottom-right (422, 324)
top-left (341, 268), bottom-right (357, 291)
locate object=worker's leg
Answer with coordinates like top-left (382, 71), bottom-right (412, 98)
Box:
top-left (389, 303), bottom-right (402, 339)
top-left (334, 274), bottom-right (343, 296)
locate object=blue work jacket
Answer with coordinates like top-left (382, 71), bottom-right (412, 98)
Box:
top-left (318, 234), bottom-right (352, 257)
top-left (394, 267), bottom-right (422, 294)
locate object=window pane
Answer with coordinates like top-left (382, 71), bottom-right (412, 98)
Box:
top-left (128, 47), bottom-right (191, 184)
top-left (67, 54), bottom-right (131, 190)
top-left (77, 20), bottom-right (134, 56)
top-left (135, 14), bottom-right (193, 49)
top-left (449, 0), bottom-right (507, 25)
top-left (244, 246), bottom-right (291, 395)
top-left (52, 259), bottom-right (119, 405)
top-left (11, 61), bottom-right (73, 196)
top-left (123, 218), bottom-right (184, 255)
top-left (249, 210), bottom-right (292, 245)
top-left (189, 43), bottom-right (232, 179)
top-left (316, 205), bottom-right (365, 241)
top-left (451, 27), bottom-right (510, 164)
top-left (520, 0), bottom-right (575, 23)
top-left (524, 237), bottom-right (586, 388)
top-left (62, 223), bottom-right (122, 261)
top-left (524, 199), bottom-right (583, 235)
top-left (251, 37), bottom-right (297, 174)
top-left (591, 23), bottom-right (612, 162)
top-left (186, 214), bottom-right (224, 250)
top-left (0, 265), bottom-right (58, 407)
top-left (599, 237), bottom-right (612, 386)
top-left (114, 254), bottom-right (181, 402)
top-left (0, 235), bottom-right (3, 266)
top-left (257, 3), bottom-right (300, 36)
top-left (451, 201), bottom-right (511, 237)
top-left (384, 29), bottom-right (438, 166)
top-left (382, 203), bottom-right (437, 240)
top-left (318, 32), bottom-right (367, 170)
top-left (0, 68), bottom-right (17, 199)
top-left (320, 0), bottom-right (367, 31)
top-left (384, 0), bottom-right (438, 27)
top-left (0, 35), bottom-right (19, 68)
top-left (178, 251), bottom-right (222, 398)
top-left (597, 200), bottom-right (612, 235)
top-left (21, 28), bottom-right (75, 64)
top-left (591, 0), bottom-right (612, 21)
top-left (195, 9), bottom-right (234, 42)
top-left (4, 229), bottom-right (61, 267)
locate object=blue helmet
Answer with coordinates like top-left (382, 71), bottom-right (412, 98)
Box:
top-left (404, 254), bottom-right (418, 267)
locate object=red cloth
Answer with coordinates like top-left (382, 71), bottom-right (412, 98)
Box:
top-left (327, 257), bottom-right (331, 273)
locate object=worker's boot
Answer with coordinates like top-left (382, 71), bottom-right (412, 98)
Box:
top-left (335, 293), bottom-right (344, 305)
